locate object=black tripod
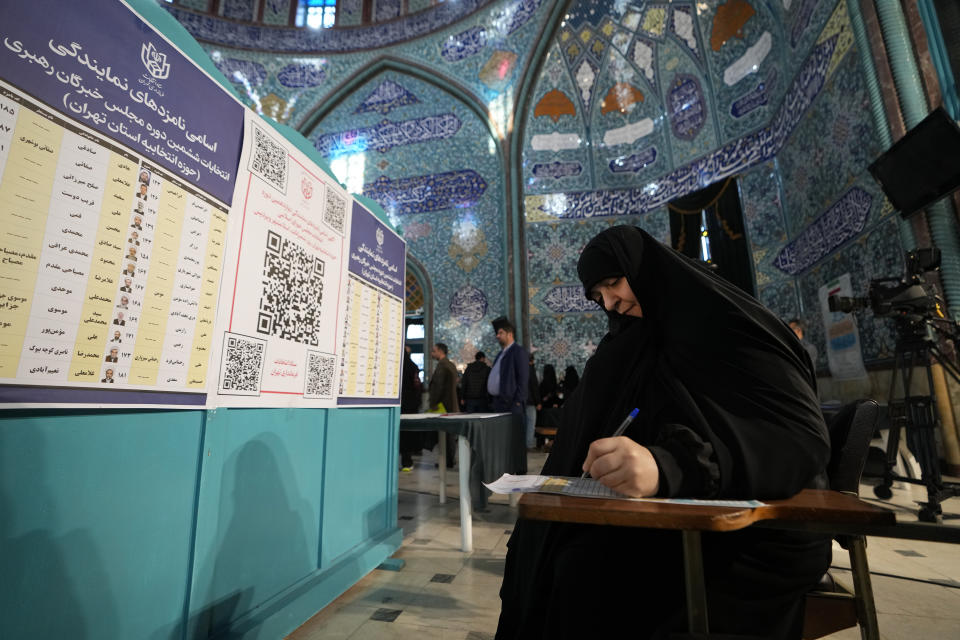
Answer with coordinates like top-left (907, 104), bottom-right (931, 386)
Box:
top-left (874, 319), bottom-right (960, 522)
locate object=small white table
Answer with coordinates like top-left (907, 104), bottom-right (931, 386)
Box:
top-left (399, 412), bottom-right (523, 552)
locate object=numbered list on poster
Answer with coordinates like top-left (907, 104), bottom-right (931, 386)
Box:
top-left (0, 84), bottom-right (227, 393)
top-left (338, 202), bottom-right (405, 405)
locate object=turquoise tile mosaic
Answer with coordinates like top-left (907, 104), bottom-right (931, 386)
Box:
top-left (522, 42), bottom-right (593, 195)
top-left (526, 213), bottom-right (659, 365)
top-left (195, 0), bottom-right (553, 130)
top-left (590, 44), bottom-right (671, 191)
top-left (697, 0), bottom-right (786, 142)
top-left (520, 0), bottom-right (905, 373)
top-left (338, 0), bottom-right (363, 27)
top-left (529, 311), bottom-right (608, 375)
top-left (165, 0), bottom-right (524, 52)
top-left (262, 0), bottom-right (292, 26)
top-left (307, 70), bottom-right (507, 361)
top-left (739, 160), bottom-right (787, 257)
top-left (758, 278), bottom-right (801, 328)
top-left (168, 0), bottom-right (914, 373)
top-left (177, 0), bottom-right (209, 12)
top-left (222, 0), bottom-right (255, 22)
top-left (777, 42), bottom-right (882, 236)
top-left (408, 0), bottom-right (434, 14)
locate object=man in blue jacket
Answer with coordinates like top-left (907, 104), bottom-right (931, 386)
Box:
top-left (487, 316), bottom-right (529, 416)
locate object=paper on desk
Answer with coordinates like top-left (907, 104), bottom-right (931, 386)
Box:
top-left (484, 474), bottom-right (628, 499)
top-left (484, 474), bottom-right (766, 507)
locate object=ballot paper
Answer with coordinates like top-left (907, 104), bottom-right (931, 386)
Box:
top-left (484, 474), bottom-right (766, 507)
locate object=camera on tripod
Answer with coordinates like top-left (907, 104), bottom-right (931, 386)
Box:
top-left (827, 248), bottom-right (947, 325)
top-left (825, 247), bottom-right (960, 522)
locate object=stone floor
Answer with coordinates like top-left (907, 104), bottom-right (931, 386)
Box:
top-left (288, 447), bottom-right (960, 640)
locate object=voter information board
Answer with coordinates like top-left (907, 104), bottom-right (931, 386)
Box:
top-left (209, 113), bottom-right (350, 408)
top-left (0, 0), bottom-right (243, 407)
top-left (337, 202), bottom-right (405, 406)
top-left (0, 0), bottom-right (405, 409)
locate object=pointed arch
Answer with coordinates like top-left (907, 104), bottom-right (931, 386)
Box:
top-left (405, 250), bottom-right (435, 376)
top-left (294, 55), bottom-right (511, 354)
top-left (507, 0), bottom-right (573, 342)
top-left (295, 56), bottom-right (506, 157)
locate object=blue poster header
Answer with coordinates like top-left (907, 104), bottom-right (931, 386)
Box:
top-left (0, 0), bottom-right (243, 204)
top-left (348, 202), bottom-right (405, 298)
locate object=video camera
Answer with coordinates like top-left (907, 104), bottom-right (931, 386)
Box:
top-left (827, 248), bottom-right (947, 323)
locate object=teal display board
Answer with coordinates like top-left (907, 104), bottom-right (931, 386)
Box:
top-left (0, 406), bottom-right (402, 638)
top-left (0, 1), bottom-right (402, 637)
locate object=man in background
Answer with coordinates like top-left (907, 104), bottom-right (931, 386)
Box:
top-left (526, 353), bottom-right (541, 451)
top-left (488, 317), bottom-right (528, 417)
top-left (489, 317), bottom-right (529, 474)
top-left (459, 351), bottom-right (491, 412)
top-left (429, 343), bottom-right (459, 468)
top-left (788, 317), bottom-right (818, 368)
top-left (399, 345), bottom-right (423, 471)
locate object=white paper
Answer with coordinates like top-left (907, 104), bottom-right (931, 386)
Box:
top-left (485, 474), bottom-right (766, 507)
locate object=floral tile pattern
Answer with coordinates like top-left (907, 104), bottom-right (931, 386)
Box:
top-left (167, 0), bottom-right (502, 52)
top-left (529, 313), bottom-right (608, 373)
top-left (307, 70), bottom-right (508, 360)
top-left (262, 0), bottom-right (292, 26)
top-left (777, 42), bottom-right (881, 236)
top-left (170, 0), bottom-right (915, 375)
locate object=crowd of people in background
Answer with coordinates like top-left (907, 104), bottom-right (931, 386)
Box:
top-left (396, 317), bottom-right (581, 469)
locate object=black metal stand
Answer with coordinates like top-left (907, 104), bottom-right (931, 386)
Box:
top-left (875, 323), bottom-right (960, 522)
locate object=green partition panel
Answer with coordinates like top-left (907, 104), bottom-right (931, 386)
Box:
top-left (0, 410), bottom-right (204, 639)
top-left (0, 407), bottom-right (401, 639)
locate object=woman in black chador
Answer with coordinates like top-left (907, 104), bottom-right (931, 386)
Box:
top-left (496, 226), bottom-right (831, 639)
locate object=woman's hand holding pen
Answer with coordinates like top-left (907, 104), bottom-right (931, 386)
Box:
top-left (581, 437), bottom-right (660, 497)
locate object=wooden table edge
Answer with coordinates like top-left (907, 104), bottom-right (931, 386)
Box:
top-left (518, 489), bottom-right (897, 532)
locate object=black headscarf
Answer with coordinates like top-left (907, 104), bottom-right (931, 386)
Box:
top-left (546, 225), bottom-right (828, 499)
top-left (540, 365), bottom-right (558, 397)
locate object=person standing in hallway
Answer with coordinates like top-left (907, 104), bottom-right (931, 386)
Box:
top-left (429, 342), bottom-right (460, 468)
top-left (788, 317), bottom-right (819, 369)
top-left (459, 351), bottom-right (491, 412)
top-left (560, 365), bottom-right (579, 401)
top-left (399, 346), bottom-right (423, 471)
top-left (487, 316), bottom-right (529, 417)
top-left (525, 353), bottom-right (541, 450)
top-left (428, 343), bottom-right (459, 413)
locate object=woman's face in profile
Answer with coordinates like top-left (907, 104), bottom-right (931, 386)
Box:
top-left (589, 276), bottom-right (643, 317)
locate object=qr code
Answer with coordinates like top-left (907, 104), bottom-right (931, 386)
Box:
top-left (258, 230), bottom-right (325, 346)
top-left (304, 350), bottom-right (336, 398)
top-left (324, 188), bottom-right (346, 235)
top-left (219, 332), bottom-right (266, 395)
top-left (250, 125), bottom-right (288, 193)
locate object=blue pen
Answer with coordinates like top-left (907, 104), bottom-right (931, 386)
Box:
top-left (581, 407), bottom-right (640, 479)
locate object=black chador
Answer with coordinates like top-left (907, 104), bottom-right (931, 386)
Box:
top-left (496, 226), bottom-right (831, 640)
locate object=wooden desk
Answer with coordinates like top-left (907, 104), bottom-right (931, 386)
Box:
top-left (518, 489), bottom-right (896, 636)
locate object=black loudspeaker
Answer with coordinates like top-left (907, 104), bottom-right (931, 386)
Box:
top-left (868, 107), bottom-right (960, 218)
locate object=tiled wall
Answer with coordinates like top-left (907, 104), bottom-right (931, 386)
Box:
top-left (188, 0), bottom-right (554, 368)
top-left (262, 0), bottom-right (293, 26)
top-left (170, 0), bottom-right (904, 374)
top-left (521, 0), bottom-right (902, 372)
top-left (310, 71), bottom-right (508, 364)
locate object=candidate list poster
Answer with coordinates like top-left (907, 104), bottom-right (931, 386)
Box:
top-left (0, 0), bottom-right (243, 407)
top-left (337, 202), bottom-right (405, 406)
top-left (210, 113), bottom-right (349, 407)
